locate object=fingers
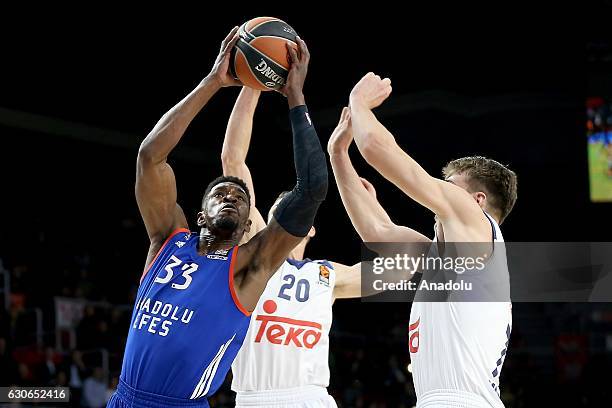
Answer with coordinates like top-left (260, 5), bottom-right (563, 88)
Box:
top-left (356, 72), bottom-right (373, 85)
top-left (224, 33), bottom-right (240, 54)
top-left (221, 26), bottom-right (239, 51)
top-left (222, 29), bottom-right (240, 54)
top-left (382, 78), bottom-right (392, 97)
top-left (336, 106), bottom-right (353, 127)
top-left (362, 72), bottom-right (392, 85)
top-left (223, 26), bottom-right (239, 44)
top-left (296, 36), bottom-right (310, 63)
top-left (360, 177), bottom-right (373, 189)
top-left (336, 108), bottom-right (346, 126)
top-left (286, 42), bottom-right (299, 65)
top-left (223, 37), bottom-right (238, 56)
top-left (360, 177), bottom-right (376, 196)
top-left (383, 77), bottom-right (393, 97)
top-left (340, 106), bottom-right (349, 122)
top-left (371, 74), bottom-right (390, 88)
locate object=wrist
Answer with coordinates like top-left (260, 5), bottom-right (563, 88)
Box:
top-left (287, 89), bottom-right (305, 108)
top-left (202, 74), bottom-right (223, 91)
top-left (244, 87), bottom-right (261, 96)
top-left (329, 148), bottom-right (349, 159)
top-left (349, 95), bottom-right (368, 110)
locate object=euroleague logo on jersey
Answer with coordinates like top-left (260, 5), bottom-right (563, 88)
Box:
top-left (318, 265), bottom-right (330, 287)
top-left (254, 299), bottom-right (322, 349)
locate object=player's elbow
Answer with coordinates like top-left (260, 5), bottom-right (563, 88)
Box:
top-left (306, 163), bottom-right (329, 203)
top-left (137, 142), bottom-right (158, 165)
top-left (220, 150), bottom-right (242, 173)
top-left (359, 224), bottom-right (388, 243)
top-left (295, 150), bottom-right (329, 203)
top-left (311, 179), bottom-right (328, 203)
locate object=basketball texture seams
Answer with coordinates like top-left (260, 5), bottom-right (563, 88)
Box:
top-left (230, 17), bottom-right (299, 91)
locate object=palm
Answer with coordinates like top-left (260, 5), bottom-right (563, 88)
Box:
top-left (332, 124), bottom-right (351, 148)
top-left (327, 107), bottom-right (353, 154)
top-left (328, 107), bottom-right (353, 154)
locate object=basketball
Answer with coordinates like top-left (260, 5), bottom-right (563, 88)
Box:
top-left (230, 17), bottom-right (299, 91)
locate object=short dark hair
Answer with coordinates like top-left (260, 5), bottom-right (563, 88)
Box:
top-left (442, 156), bottom-right (517, 224)
top-left (202, 176), bottom-right (251, 206)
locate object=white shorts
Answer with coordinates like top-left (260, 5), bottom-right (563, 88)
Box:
top-left (417, 389), bottom-right (500, 408)
top-left (235, 385), bottom-right (337, 408)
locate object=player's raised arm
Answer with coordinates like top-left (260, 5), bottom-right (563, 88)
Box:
top-left (332, 262), bottom-right (365, 299)
top-left (136, 26), bottom-right (241, 245)
top-left (348, 73), bottom-right (490, 241)
top-left (328, 107), bottom-right (430, 243)
top-left (221, 87), bottom-right (266, 242)
top-left (233, 37), bottom-right (328, 310)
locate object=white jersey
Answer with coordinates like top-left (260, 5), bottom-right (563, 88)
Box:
top-left (231, 258), bottom-right (336, 393)
top-left (409, 213), bottom-right (512, 408)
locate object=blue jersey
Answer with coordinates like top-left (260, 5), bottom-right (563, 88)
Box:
top-left (119, 228), bottom-right (251, 403)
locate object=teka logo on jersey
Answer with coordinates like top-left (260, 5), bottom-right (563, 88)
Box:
top-left (408, 317), bottom-right (420, 353)
top-left (254, 299), bottom-right (322, 348)
top-left (254, 59), bottom-right (286, 88)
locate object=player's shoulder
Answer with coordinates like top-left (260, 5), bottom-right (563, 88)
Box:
top-left (167, 229), bottom-right (196, 248)
top-left (150, 228), bottom-right (193, 252)
top-left (284, 258), bottom-right (333, 270)
top-left (311, 259), bottom-right (334, 270)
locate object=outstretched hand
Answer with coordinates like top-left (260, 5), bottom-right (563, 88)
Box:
top-left (327, 106), bottom-right (353, 155)
top-left (208, 26), bottom-right (242, 88)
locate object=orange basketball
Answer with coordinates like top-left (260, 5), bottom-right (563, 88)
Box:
top-left (230, 17), bottom-right (299, 91)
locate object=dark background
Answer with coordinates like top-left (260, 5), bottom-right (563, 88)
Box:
top-left (0, 4), bottom-right (611, 407)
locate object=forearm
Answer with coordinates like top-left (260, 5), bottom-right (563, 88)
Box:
top-left (349, 101), bottom-right (394, 154)
top-left (329, 151), bottom-right (393, 241)
top-left (349, 103), bottom-right (416, 175)
top-left (139, 76), bottom-right (221, 162)
top-left (349, 102), bottom-right (445, 213)
top-left (273, 104), bottom-right (328, 236)
top-left (221, 87), bottom-right (261, 167)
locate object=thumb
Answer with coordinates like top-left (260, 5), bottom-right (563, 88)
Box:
top-left (286, 43), bottom-right (299, 65)
top-left (360, 177), bottom-right (376, 193)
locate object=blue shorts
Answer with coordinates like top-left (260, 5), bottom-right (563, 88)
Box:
top-left (107, 378), bottom-right (210, 408)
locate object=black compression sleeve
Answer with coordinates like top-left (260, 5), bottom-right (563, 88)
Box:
top-left (273, 105), bottom-right (328, 237)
